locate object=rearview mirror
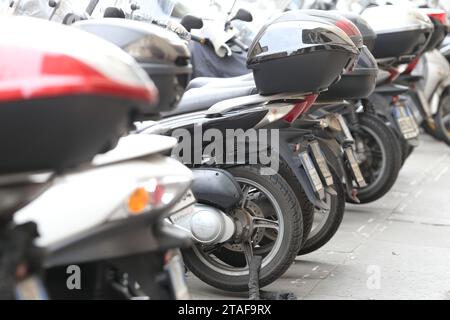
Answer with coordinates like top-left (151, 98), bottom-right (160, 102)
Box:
top-left (103, 7), bottom-right (125, 18)
top-left (180, 15), bottom-right (204, 32)
top-left (231, 8), bottom-right (253, 23)
top-left (48, 0), bottom-right (60, 8)
top-left (62, 13), bottom-right (84, 25)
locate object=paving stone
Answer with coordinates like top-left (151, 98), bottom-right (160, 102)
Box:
top-left (187, 135), bottom-right (450, 300)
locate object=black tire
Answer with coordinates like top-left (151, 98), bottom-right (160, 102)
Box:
top-left (278, 159), bottom-right (314, 245)
top-left (400, 143), bottom-right (415, 166)
top-left (182, 164), bottom-right (303, 292)
top-left (395, 126), bottom-right (413, 166)
top-left (351, 113), bottom-right (402, 204)
top-left (298, 165), bottom-right (345, 255)
top-left (435, 93), bottom-right (450, 146)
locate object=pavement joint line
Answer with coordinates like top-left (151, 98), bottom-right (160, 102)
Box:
top-left (357, 225), bottom-right (366, 233)
top-left (413, 190), bottom-right (423, 198)
top-left (188, 135), bottom-right (450, 299)
top-left (362, 237), bottom-right (450, 251)
top-left (303, 263), bottom-right (340, 298)
top-left (403, 152), bottom-right (449, 190)
top-left (434, 166), bottom-right (449, 181)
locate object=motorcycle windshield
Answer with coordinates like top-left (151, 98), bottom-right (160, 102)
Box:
top-left (172, 0), bottom-right (290, 18)
top-left (91, 0), bottom-right (176, 23)
top-left (8, 0), bottom-right (90, 19)
top-left (8, 0), bottom-right (177, 23)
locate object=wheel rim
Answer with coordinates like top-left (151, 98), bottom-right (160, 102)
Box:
top-left (308, 192), bottom-right (332, 239)
top-left (191, 177), bottom-right (285, 277)
top-left (354, 125), bottom-right (388, 194)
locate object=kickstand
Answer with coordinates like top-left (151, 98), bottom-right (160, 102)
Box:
top-left (247, 253), bottom-right (297, 301)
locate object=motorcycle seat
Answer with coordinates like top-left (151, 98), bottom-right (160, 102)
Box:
top-left (186, 73), bottom-right (254, 90)
top-left (161, 85), bottom-right (257, 118)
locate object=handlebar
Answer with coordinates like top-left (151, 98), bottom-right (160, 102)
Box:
top-left (231, 37), bottom-right (248, 52)
top-left (190, 34), bottom-right (207, 45)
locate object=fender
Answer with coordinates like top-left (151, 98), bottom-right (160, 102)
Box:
top-left (218, 128), bottom-right (330, 210)
top-left (370, 84), bottom-right (410, 123)
top-left (278, 138), bottom-right (328, 210)
top-left (191, 168), bottom-right (242, 210)
top-left (404, 88), bottom-right (428, 124)
top-left (316, 138), bottom-right (355, 200)
top-left (222, 127), bottom-right (329, 210)
top-left (278, 129), bottom-right (329, 210)
top-left (430, 81), bottom-right (450, 115)
top-left (366, 90), bottom-right (398, 129)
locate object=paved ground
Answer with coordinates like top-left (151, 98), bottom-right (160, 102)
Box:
top-left (187, 134), bottom-right (450, 300)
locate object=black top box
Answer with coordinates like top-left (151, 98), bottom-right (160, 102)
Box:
top-left (361, 6), bottom-right (433, 63)
top-left (247, 12), bottom-right (359, 95)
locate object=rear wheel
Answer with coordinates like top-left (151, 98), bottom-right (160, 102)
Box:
top-left (435, 94), bottom-right (450, 146)
top-left (183, 165), bottom-right (303, 292)
top-left (351, 113), bottom-right (402, 204)
top-left (278, 159), bottom-right (314, 245)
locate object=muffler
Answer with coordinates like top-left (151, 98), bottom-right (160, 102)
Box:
top-left (169, 204), bottom-right (235, 245)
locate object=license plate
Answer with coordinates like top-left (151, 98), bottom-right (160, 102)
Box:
top-left (165, 250), bottom-right (190, 300)
top-left (393, 105), bottom-right (419, 140)
top-left (344, 147), bottom-right (367, 188)
top-left (15, 276), bottom-right (48, 300)
top-left (309, 141), bottom-right (334, 187)
top-left (299, 151), bottom-right (324, 197)
top-left (336, 114), bottom-right (355, 142)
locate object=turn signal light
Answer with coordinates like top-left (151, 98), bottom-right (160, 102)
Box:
top-left (127, 187), bottom-right (150, 215)
top-left (127, 183), bottom-right (166, 215)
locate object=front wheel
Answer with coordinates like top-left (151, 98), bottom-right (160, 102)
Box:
top-left (435, 93), bottom-right (450, 146)
top-left (183, 165), bottom-right (303, 292)
top-left (350, 113), bottom-right (402, 204)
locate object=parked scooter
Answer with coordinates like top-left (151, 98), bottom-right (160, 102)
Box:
top-left (399, 9), bottom-right (450, 146)
top-left (0, 16), bottom-right (193, 300)
top-left (350, 5), bottom-right (433, 188)
top-left (178, 8), bottom-right (375, 251)
top-left (160, 11), bottom-right (359, 287)
top-left (75, 5), bottom-right (360, 292)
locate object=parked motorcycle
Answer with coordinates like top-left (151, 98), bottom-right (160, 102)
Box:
top-left (75, 5), bottom-right (360, 291)
top-left (178, 7), bottom-right (376, 251)
top-left (331, 5), bottom-right (429, 198)
top-left (0, 15), bottom-right (193, 300)
top-left (399, 9), bottom-right (450, 146)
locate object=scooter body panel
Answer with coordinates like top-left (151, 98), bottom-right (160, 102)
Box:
top-left (14, 155), bottom-right (192, 249)
top-left (413, 50), bottom-right (450, 114)
top-left (191, 168), bottom-right (242, 210)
